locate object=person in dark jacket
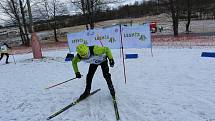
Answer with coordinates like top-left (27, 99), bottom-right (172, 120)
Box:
top-left (0, 43), bottom-right (11, 64)
top-left (72, 44), bottom-right (116, 100)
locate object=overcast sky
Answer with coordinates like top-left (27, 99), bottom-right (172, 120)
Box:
top-left (123, 0), bottom-right (143, 5)
top-left (0, 0), bottom-right (144, 26)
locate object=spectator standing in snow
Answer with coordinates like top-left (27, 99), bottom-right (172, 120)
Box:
top-left (72, 44), bottom-right (116, 100)
top-left (158, 25), bottom-right (164, 32)
top-left (0, 43), bottom-right (11, 64)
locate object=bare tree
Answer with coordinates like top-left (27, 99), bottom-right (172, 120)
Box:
top-left (34, 0), bottom-right (68, 42)
top-left (170, 0), bottom-right (180, 36)
top-left (185, 0), bottom-right (191, 33)
top-left (0, 0), bottom-right (30, 45)
top-left (182, 0), bottom-right (214, 33)
top-left (19, 0), bottom-right (30, 45)
top-left (70, 0), bottom-right (125, 30)
top-left (159, 0), bottom-right (181, 36)
top-left (0, 0), bottom-right (31, 46)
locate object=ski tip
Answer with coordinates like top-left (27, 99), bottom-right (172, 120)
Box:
top-left (47, 116), bottom-right (53, 120)
top-left (44, 88), bottom-right (50, 90)
top-left (92, 88), bottom-right (101, 92)
top-left (94, 88), bottom-right (101, 92)
top-left (117, 116), bottom-right (120, 120)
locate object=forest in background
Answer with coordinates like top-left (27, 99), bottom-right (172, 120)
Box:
top-left (0, 0), bottom-right (215, 46)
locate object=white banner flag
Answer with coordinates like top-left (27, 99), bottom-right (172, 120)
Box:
top-left (67, 30), bottom-right (92, 52)
top-left (67, 26), bottom-right (121, 52)
top-left (122, 24), bottom-right (152, 48)
top-left (67, 24), bottom-right (152, 52)
top-left (89, 26), bottom-right (121, 49)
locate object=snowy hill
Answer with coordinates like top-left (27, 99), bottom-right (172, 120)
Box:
top-left (0, 47), bottom-right (215, 121)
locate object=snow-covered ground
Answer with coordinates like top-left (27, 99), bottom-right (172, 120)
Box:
top-left (1, 47), bottom-right (215, 121)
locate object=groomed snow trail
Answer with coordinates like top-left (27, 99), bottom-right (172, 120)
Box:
top-left (0, 48), bottom-right (215, 121)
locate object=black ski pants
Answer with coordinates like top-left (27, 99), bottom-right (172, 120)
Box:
top-left (84, 60), bottom-right (115, 97)
top-left (0, 53), bottom-right (9, 63)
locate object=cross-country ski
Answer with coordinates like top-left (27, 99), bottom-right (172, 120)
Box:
top-left (47, 88), bottom-right (101, 120)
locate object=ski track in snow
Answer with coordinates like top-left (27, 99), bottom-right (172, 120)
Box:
top-left (1, 48), bottom-right (215, 121)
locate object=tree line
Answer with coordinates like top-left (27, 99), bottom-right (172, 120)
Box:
top-left (0, 0), bottom-right (214, 46)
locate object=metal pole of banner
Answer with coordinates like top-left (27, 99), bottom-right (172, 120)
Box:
top-left (151, 47), bottom-right (154, 57)
top-left (12, 54), bottom-right (16, 64)
top-left (119, 24), bottom-right (127, 84)
top-left (149, 23), bottom-right (153, 57)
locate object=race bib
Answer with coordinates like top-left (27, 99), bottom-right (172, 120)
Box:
top-left (83, 55), bottom-right (106, 64)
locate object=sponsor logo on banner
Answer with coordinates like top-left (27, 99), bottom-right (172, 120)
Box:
top-left (71, 38), bottom-right (88, 44)
top-left (124, 32), bottom-right (147, 42)
top-left (139, 35), bottom-right (147, 42)
top-left (94, 34), bottom-right (116, 43)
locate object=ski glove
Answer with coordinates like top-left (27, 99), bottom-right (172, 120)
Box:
top-left (76, 72), bottom-right (81, 78)
top-left (109, 59), bottom-right (114, 67)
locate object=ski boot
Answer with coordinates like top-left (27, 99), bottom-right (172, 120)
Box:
top-left (79, 91), bottom-right (90, 100)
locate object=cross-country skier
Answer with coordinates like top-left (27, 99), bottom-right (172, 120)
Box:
top-left (0, 43), bottom-right (11, 64)
top-left (72, 44), bottom-right (116, 100)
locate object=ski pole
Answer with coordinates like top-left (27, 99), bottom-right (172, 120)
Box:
top-left (45, 77), bottom-right (77, 90)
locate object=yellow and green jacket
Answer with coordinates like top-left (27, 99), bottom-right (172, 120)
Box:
top-left (72, 45), bottom-right (113, 74)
